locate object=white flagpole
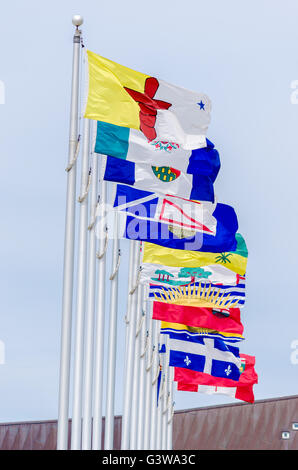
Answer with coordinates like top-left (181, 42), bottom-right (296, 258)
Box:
top-left (167, 368), bottom-right (175, 450)
top-left (162, 335), bottom-right (170, 450)
top-left (143, 304), bottom-right (153, 450)
top-left (121, 241), bottom-right (141, 450)
top-left (104, 205), bottom-right (120, 450)
top-left (81, 129), bottom-right (98, 450)
top-left (129, 280), bottom-right (143, 449)
top-left (92, 157), bottom-right (107, 450)
top-left (136, 285), bottom-right (148, 450)
top-left (70, 117), bottom-right (90, 449)
top-left (149, 319), bottom-right (160, 450)
top-left (57, 15), bottom-right (83, 450)
top-left (156, 334), bottom-right (164, 450)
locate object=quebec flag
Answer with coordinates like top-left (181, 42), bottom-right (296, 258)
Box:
top-left (169, 335), bottom-right (242, 381)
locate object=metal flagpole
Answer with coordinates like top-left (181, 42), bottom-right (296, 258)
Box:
top-left (57, 15), bottom-right (83, 450)
top-left (167, 368), bottom-right (175, 450)
top-left (136, 285), bottom-right (149, 450)
top-left (156, 334), bottom-right (164, 450)
top-left (104, 204), bottom-right (120, 450)
top-left (70, 117), bottom-right (90, 449)
top-left (81, 128), bottom-right (98, 450)
top-left (121, 241), bottom-right (141, 450)
top-left (149, 319), bottom-right (160, 450)
top-left (162, 334), bottom-right (170, 450)
top-left (92, 159), bottom-right (107, 450)
top-left (143, 304), bottom-right (153, 449)
top-left (129, 280), bottom-right (143, 449)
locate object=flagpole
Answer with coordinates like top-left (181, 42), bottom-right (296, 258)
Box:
top-left (156, 334), bottom-right (164, 450)
top-left (104, 205), bottom-right (120, 450)
top-left (70, 117), bottom-right (90, 449)
top-left (162, 334), bottom-right (170, 450)
top-left (121, 241), bottom-right (141, 450)
top-left (167, 368), bottom-right (175, 450)
top-left (136, 285), bottom-right (148, 450)
top-left (143, 304), bottom-right (153, 449)
top-left (81, 131), bottom-right (98, 450)
top-left (57, 15), bottom-right (83, 450)
top-left (149, 319), bottom-right (160, 450)
top-left (129, 281), bottom-right (143, 449)
top-left (92, 157), bottom-right (107, 450)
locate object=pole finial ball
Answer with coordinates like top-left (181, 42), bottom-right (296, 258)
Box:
top-left (72, 15), bottom-right (83, 27)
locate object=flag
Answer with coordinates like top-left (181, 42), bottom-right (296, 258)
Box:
top-left (169, 336), bottom-right (242, 381)
top-left (95, 121), bottom-right (220, 180)
top-left (105, 156), bottom-right (215, 201)
top-left (85, 50), bottom-right (211, 149)
top-left (153, 302), bottom-right (244, 334)
top-left (174, 353), bottom-right (258, 390)
top-left (149, 278), bottom-right (246, 308)
top-left (143, 233), bottom-right (248, 275)
top-left (160, 321), bottom-right (244, 343)
top-left (114, 186), bottom-right (239, 252)
top-left (113, 185), bottom-right (217, 235)
top-left (140, 262), bottom-right (241, 287)
top-left (176, 383), bottom-right (255, 404)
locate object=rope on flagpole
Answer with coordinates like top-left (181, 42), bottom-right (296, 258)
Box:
top-left (87, 196), bottom-right (100, 230)
top-left (65, 135), bottom-right (81, 172)
top-left (146, 345), bottom-right (155, 371)
top-left (109, 248), bottom-right (121, 280)
top-left (78, 167), bottom-right (92, 202)
top-left (129, 266), bottom-right (142, 295)
top-left (163, 392), bottom-right (171, 414)
top-left (135, 310), bottom-right (145, 337)
top-left (168, 402), bottom-right (175, 424)
top-left (159, 375), bottom-right (166, 399)
top-left (152, 360), bottom-right (160, 385)
top-left (96, 226), bottom-right (108, 259)
top-left (140, 330), bottom-right (149, 358)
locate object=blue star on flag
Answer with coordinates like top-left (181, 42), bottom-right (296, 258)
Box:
top-left (197, 100), bottom-right (205, 110)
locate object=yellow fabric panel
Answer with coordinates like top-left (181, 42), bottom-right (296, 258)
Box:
top-left (84, 50), bottom-right (150, 128)
top-left (143, 242), bottom-right (247, 276)
top-left (160, 321), bottom-right (244, 341)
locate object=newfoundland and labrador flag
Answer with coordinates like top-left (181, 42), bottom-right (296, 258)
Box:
top-left (84, 51), bottom-right (211, 149)
top-left (175, 353), bottom-right (258, 393)
top-left (114, 186), bottom-right (238, 252)
top-left (153, 302), bottom-right (244, 335)
top-left (95, 121), bottom-right (220, 180)
top-left (169, 336), bottom-right (242, 381)
top-left (142, 233), bottom-right (248, 276)
top-left (104, 156), bottom-right (215, 201)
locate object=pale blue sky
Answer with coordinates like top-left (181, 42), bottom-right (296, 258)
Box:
top-left (1, 0), bottom-right (298, 422)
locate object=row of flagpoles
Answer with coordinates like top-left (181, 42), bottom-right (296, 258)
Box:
top-left (57, 17), bottom-right (174, 450)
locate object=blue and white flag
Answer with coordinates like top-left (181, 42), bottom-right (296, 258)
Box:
top-left (95, 121), bottom-right (220, 181)
top-left (104, 155), bottom-right (214, 202)
top-left (114, 185), bottom-right (238, 252)
top-left (169, 335), bottom-right (241, 381)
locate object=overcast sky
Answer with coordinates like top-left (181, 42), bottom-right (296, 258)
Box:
top-left (1, 0), bottom-right (298, 423)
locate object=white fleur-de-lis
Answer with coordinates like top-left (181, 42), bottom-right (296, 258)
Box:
top-left (184, 355), bottom-right (191, 367)
top-left (225, 365), bottom-right (232, 376)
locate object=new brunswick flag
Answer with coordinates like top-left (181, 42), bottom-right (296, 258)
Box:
top-left (85, 51), bottom-right (211, 149)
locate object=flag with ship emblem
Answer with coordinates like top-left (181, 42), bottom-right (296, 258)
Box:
top-left (104, 155), bottom-right (214, 201)
top-left (95, 121), bottom-right (220, 180)
top-left (84, 51), bottom-right (211, 149)
top-left (168, 335), bottom-right (242, 381)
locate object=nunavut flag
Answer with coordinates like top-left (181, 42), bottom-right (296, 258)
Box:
top-left (85, 51), bottom-right (211, 149)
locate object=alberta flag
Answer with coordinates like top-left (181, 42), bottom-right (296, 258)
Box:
top-left (169, 336), bottom-right (242, 381)
top-left (85, 51), bottom-right (211, 149)
top-left (95, 121), bottom-right (220, 180)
